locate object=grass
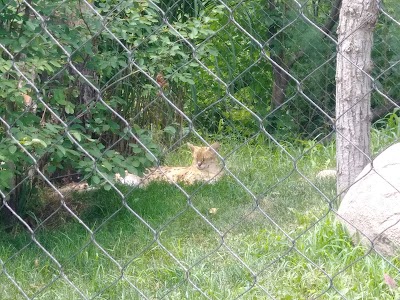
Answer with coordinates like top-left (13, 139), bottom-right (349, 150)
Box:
top-left (1, 133), bottom-right (400, 299)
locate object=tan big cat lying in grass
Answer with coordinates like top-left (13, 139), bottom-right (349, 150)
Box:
top-left (115, 142), bottom-right (223, 187)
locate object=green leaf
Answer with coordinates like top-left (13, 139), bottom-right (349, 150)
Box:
top-left (129, 144), bottom-right (142, 154)
top-left (66, 149), bottom-right (81, 157)
top-left (188, 27), bottom-right (199, 39)
top-left (105, 150), bottom-right (116, 158)
top-left (70, 131), bottom-right (81, 142)
top-left (139, 157), bottom-right (148, 164)
top-left (89, 147), bottom-right (102, 158)
top-left (31, 138), bottom-right (47, 148)
top-left (112, 155), bottom-right (123, 165)
top-left (43, 62), bottom-right (54, 72)
top-left (56, 145), bottom-right (66, 156)
top-left (149, 35), bottom-right (158, 42)
top-left (92, 175), bottom-right (100, 185)
top-left (65, 104), bottom-right (74, 114)
top-left (49, 60), bottom-right (62, 68)
top-left (9, 145), bottom-right (17, 154)
top-left (145, 152), bottom-right (155, 162)
top-left (125, 166), bottom-right (137, 174)
top-left (186, 78), bottom-right (195, 85)
top-left (47, 165), bottom-right (57, 173)
top-left (53, 89), bottom-right (66, 105)
top-left (163, 126), bottom-right (176, 136)
top-left (102, 160), bottom-right (113, 171)
top-left (25, 20), bottom-right (38, 31)
top-left (45, 123), bottom-right (62, 133)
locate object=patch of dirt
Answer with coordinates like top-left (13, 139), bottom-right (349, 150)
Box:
top-left (28, 182), bottom-right (92, 228)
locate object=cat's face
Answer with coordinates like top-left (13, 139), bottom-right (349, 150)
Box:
top-left (187, 142), bottom-right (220, 170)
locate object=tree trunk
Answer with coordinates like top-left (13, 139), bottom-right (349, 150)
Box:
top-left (336, 0), bottom-right (379, 197)
top-left (271, 54), bottom-right (290, 108)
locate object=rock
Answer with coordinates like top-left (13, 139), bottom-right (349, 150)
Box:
top-left (316, 169), bottom-right (336, 179)
top-left (337, 143), bottom-right (400, 256)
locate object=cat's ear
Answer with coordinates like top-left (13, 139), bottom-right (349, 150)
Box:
top-left (187, 143), bottom-right (195, 151)
top-left (209, 142), bottom-right (220, 151)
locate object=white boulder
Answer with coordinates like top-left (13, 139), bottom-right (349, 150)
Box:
top-left (337, 143), bottom-right (400, 256)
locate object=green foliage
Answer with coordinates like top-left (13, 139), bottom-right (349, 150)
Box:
top-left (295, 136), bottom-right (335, 170)
top-left (183, 0), bottom-right (339, 140)
top-left (372, 1), bottom-right (400, 108)
top-left (0, 0), bottom-right (220, 215)
top-left (372, 108), bottom-right (400, 154)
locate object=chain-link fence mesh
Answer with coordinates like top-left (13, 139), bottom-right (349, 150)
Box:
top-left (1, 0), bottom-right (400, 299)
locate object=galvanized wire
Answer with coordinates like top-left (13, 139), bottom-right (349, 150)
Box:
top-left (1, 0), bottom-right (400, 299)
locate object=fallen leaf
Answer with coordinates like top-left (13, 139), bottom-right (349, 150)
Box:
top-left (209, 208), bottom-right (218, 214)
top-left (384, 273), bottom-right (397, 289)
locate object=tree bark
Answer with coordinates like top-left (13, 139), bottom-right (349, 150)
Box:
top-left (271, 53), bottom-right (290, 108)
top-left (321, 0), bottom-right (343, 36)
top-left (336, 0), bottom-right (379, 197)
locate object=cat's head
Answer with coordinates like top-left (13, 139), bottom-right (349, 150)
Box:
top-left (187, 142), bottom-right (220, 170)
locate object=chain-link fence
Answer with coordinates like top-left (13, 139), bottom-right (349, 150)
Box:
top-left (1, 0), bottom-right (400, 299)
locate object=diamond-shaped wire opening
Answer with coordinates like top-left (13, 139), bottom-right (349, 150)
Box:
top-left (256, 248), bottom-right (332, 299)
top-left (157, 208), bottom-right (222, 259)
top-left (1, 242), bottom-right (64, 299)
top-left (187, 245), bottom-right (257, 299)
top-left (59, 242), bottom-right (123, 298)
top-left (122, 243), bottom-right (188, 298)
top-left (222, 210), bottom-right (293, 269)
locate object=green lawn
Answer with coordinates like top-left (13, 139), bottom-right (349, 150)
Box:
top-left (1, 137), bottom-right (400, 299)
